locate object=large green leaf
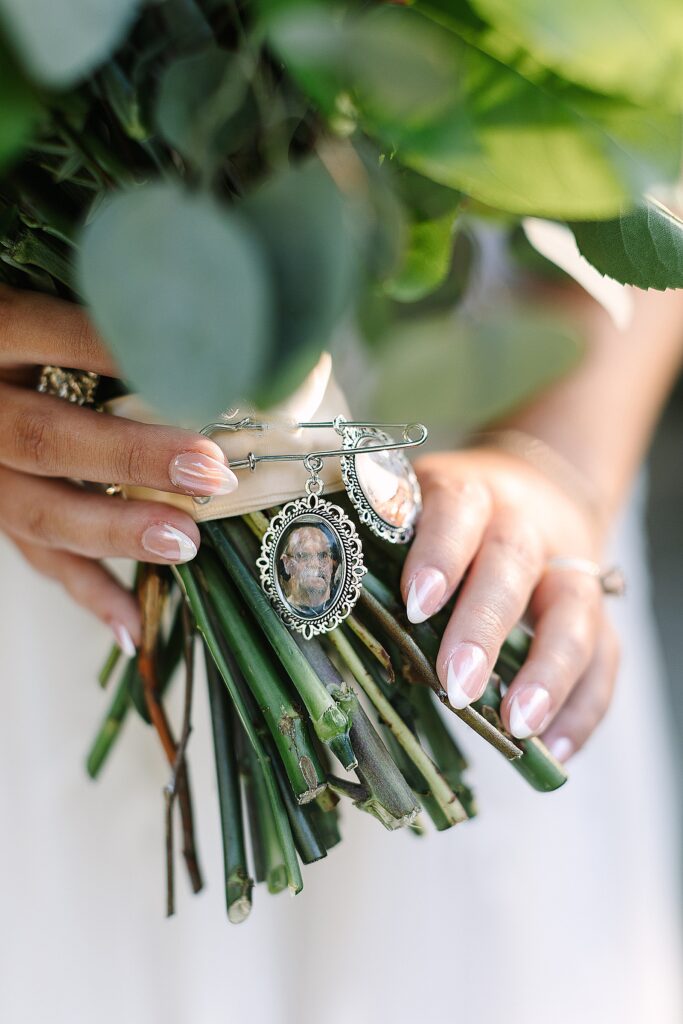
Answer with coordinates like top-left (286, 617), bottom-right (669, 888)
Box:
top-left (78, 184), bottom-right (272, 422)
top-left (467, 0), bottom-right (683, 111)
top-left (272, 4), bottom-right (681, 218)
top-left (571, 199), bottom-right (683, 291)
top-left (0, 41), bottom-right (41, 168)
top-left (0, 0), bottom-right (141, 87)
top-left (243, 157), bottom-right (359, 405)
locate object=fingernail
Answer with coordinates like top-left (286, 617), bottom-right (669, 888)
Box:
top-left (142, 524), bottom-right (197, 563)
top-left (111, 621), bottom-right (136, 658)
top-left (547, 736), bottom-right (574, 763)
top-left (406, 567), bottom-right (447, 624)
top-left (169, 452), bottom-right (238, 496)
top-left (508, 687), bottom-right (551, 739)
top-left (445, 642), bottom-right (489, 709)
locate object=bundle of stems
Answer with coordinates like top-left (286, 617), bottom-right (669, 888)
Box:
top-left (88, 505), bottom-right (567, 922)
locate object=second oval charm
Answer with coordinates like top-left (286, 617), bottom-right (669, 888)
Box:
top-left (340, 426), bottom-right (422, 544)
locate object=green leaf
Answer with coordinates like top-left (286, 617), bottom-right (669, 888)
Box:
top-left (571, 199), bottom-right (683, 291)
top-left (243, 157), bottom-right (359, 405)
top-left (467, 0), bottom-right (683, 111)
top-left (0, 40), bottom-right (41, 168)
top-left (368, 311), bottom-right (581, 430)
top-left (384, 212), bottom-right (456, 303)
top-left (155, 47), bottom-right (251, 166)
top-left (268, 3), bottom-right (463, 127)
top-left (274, 4), bottom-right (681, 218)
top-left (0, 0), bottom-right (141, 87)
top-left (78, 184), bottom-right (272, 422)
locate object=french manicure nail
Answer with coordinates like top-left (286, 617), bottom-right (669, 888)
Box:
top-left (169, 452), bottom-right (238, 496)
top-left (406, 567), bottom-right (447, 624)
top-left (142, 523), bottom-right (197, 563)
top-left (446, 642), bottom-right (489, 709)
top-left (547, 736), bottom-right (574, 763)
top-left (509, 687), bottom-right (551, 739)
top-left (111, 621), bottom-right (136, 658)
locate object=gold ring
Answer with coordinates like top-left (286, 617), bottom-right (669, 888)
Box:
top-left (37, 365), bottom-right (100, 406)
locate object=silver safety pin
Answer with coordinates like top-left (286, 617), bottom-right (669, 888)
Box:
top-left (198, 416), bottom-right (428, 471)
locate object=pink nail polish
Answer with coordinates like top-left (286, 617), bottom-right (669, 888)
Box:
top-left (111, 621), bottom-right (136, 658)
top-left (169, 452), bottom-right (238, 496)
top-left (508, 687), bottom-right (551, 739)
top-left (142, 524), bottom-right (197, 563)
top-left (406, 567), bottom-right (447, 624)
top-left (547, 736), bottom-right (573, 763)
top-left (445, 642), bottom-right (489, 709)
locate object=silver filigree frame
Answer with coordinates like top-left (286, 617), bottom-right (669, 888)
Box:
top-left (256, 491), bottom-right (367, 638)
top-left (339, 427), bottom-right (422, 544)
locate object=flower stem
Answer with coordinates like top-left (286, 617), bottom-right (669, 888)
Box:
top-left (206, 519), bottom-right (351, 747)
top-left (175, 562), bottom-right (303, 894)
top-left (195, 548), bottom-right (327, 804)
top-left (205, 652), bottom-right (253, 922)
top-left (327, 629), bottom-right (467, 826)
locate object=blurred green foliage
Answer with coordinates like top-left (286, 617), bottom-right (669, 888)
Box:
top-left (0, 0), bottom-right (681, 421)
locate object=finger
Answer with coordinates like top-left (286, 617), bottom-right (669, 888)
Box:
top-left (0, 382), bottom-right (238, 496)
top-left (401, 462), bottom-right (492, 623)
top-left (540, 619), bottom-right (619, 761)
top-left (14, 538), bottom-right (141, 651)
top-left (0, 284), bottom-right (119, 375)
top-left (499, 570), bottom-right (602, 739)
top-left (436, 511), bottom-right (544, 709)
top-left (0, 466), bottom-right (200, 564)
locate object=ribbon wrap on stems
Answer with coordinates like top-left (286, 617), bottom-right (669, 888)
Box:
top-left (105, 353), bottom-right (350, 520)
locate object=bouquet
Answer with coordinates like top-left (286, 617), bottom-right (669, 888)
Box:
top-left (1, 0), bottom-right (681, 919)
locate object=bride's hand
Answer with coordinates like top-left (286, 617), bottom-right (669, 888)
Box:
top-left (401, 448), bottom-right (620, 763)
top-left (0, 285), bottom-right (238, 652)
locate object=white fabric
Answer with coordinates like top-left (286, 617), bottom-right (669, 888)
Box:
top-left (0, 489), bottom-right (681, 1024)
top-left (107, 353), bottom-right (351, 520)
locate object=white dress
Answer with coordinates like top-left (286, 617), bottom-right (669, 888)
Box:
top-left (1, 486), bottom-right (681, 1024)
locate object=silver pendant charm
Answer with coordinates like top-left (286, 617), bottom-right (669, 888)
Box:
top-left (339, 425), bottom-right (422, 544)
top-left (256, 459), bottom-right (366, 638)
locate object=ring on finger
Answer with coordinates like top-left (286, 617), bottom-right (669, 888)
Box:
top-left (546, 556), bottom-right (626, 596)
top-left (37, 365), bottom-right (100, 406)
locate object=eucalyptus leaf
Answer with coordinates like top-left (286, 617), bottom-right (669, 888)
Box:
top-left (243, 157), bottom-right (359, 405)
top-left (0, 0), bottom-right (141, 87)
top-left (571, 200), bottom-right (683, 291)
top-left (78, 184), bottom-right (272, 422)
top-left (384, 212), bottom-right (457, 303)
top-left (155, 47), bottom-right (250, 166)
top-left (467, 0), bottom-right (683, 111)
top-left (368, 312), bottom-right (580, 431)
top-left (0, 42), bottom-right (41, 168)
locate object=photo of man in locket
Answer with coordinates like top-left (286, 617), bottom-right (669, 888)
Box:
top-left (276, 517), bottom-right (344, 619)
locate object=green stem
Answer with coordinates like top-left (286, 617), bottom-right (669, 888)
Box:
top-left (196, 548), bottom-right (326, 804)
top-left (206, 519), bottom-right (351, 746)
top-left (358, 578), bottom-right (522, 761)
top-left (98, 643), bottom-right (121, 688)
top-left (175, 562), bottom-right (303, 894)
top-left (474, 678), bottom-right (567, 793)
top-left (86, 665), bottom-right (132, 778)
top-left (205, 652), bottom-right (253, 923)
top-left (297, 636), bottom-right (420, 827)
top-left (328, 629), bottom-right (467, 826)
